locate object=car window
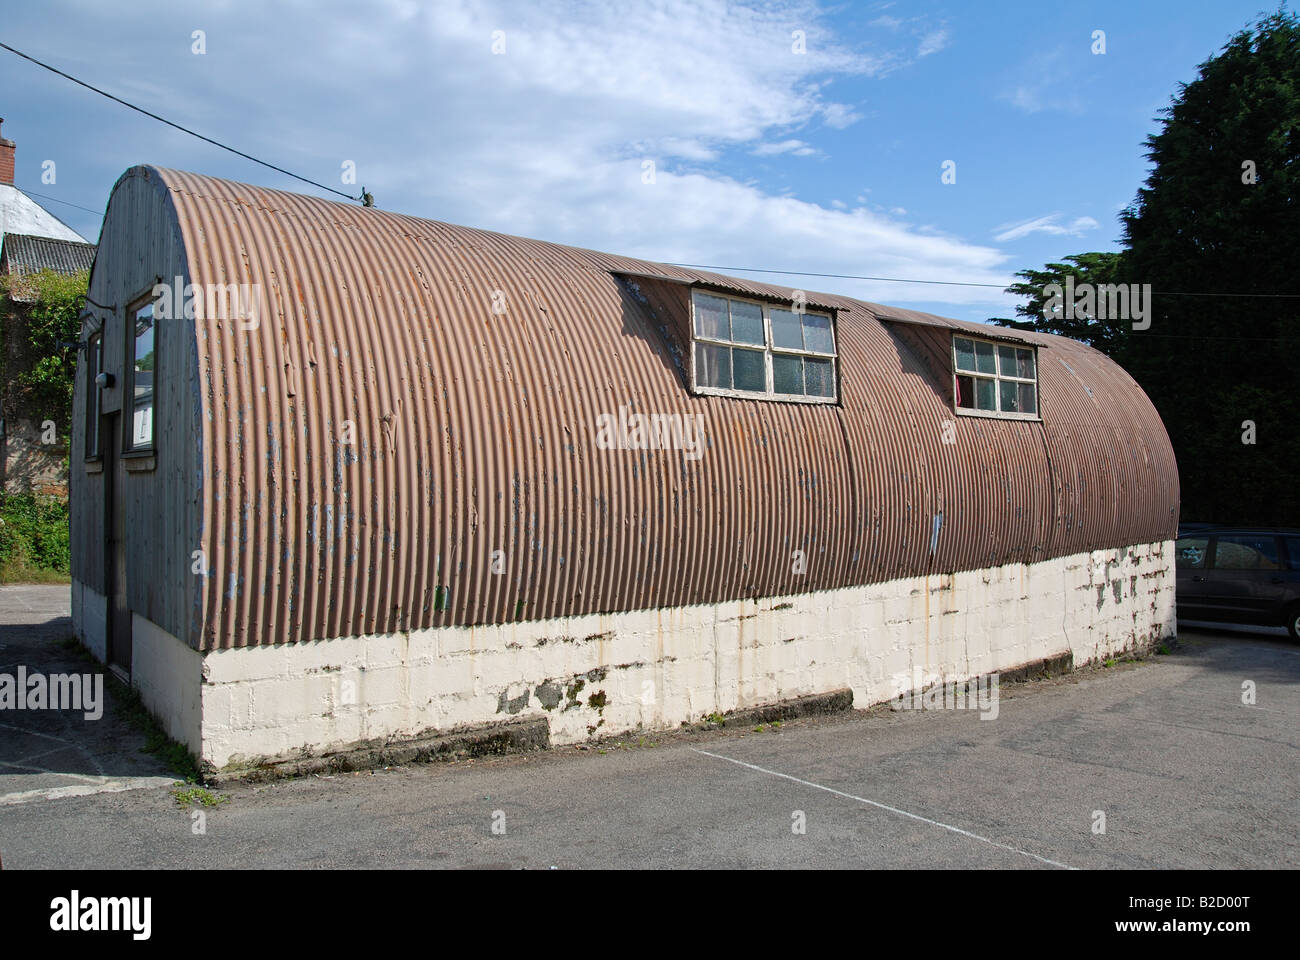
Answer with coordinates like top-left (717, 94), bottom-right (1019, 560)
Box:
top-left (1176, 538), bottom-right (1209, 569)
top-left (1286, 537), bottom-right (1300, 571)
top-left (1213, 535), bottom-right (1281, 570)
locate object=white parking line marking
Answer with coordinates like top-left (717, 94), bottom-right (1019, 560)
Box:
top-left (692, 747), bottom-right (1075, 869)
top-left (0, 776), bottom-right (179, 807)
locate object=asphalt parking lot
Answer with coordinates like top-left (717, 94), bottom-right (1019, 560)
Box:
top-left (0, 585), bottom-right (176, 808)
top-left (0, 586), bottom-right (1296, 869)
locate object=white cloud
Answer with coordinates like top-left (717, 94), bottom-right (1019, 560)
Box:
top-left (993, 214), bottom-right (1100, 243)
top-left (752, 139), bottom-right (818, 156)
top-left (1006, 86), bottom-right (1044, 113)
top-left (917, 28), bottom-right (950, 57)
top-left (999, 47), bottom-right (1087, 115)
top-left (867, 12), bottom-right (950, 62)
top-left (18, 0), bottom-right (1016, 310)
top-left (659, 139), bottom-right (721, 162)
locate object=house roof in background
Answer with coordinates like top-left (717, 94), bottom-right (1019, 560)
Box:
top-left (0, 183), bottom-right (88, 246)
top-left (0, 232), bottom-right (96, 278)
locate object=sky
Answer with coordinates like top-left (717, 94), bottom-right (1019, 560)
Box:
top-left (0, 0), bottom-right (1280, 322)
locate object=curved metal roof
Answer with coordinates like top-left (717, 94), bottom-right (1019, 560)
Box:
top-left (121, 167), bottom-right (1178, 649)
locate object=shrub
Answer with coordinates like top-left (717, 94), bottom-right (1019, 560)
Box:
top-left (2, 268), bottom-right (89, 431)
top-left (0, 492), bottom-right (70, 580)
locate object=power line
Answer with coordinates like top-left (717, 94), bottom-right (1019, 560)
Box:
top-left (1097, 332), bottom-right (1300, 341)
top-left (0, 40), bottom-right (362, 203)
top-left (669, 262), bottom-right (1300, 299)
top-left (0, 39), bottom-right (1289, 302)
top-left (668, 262), bottom-right (1007, 289)
top-left (20, 187), bottom-right (103, 217)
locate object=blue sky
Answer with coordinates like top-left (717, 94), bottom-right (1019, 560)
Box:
top-left (0, 0), bottom-right (1278, 321)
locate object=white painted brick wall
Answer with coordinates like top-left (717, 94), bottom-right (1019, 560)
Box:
top-left (70, 581), bottom-right (108, 664)
top-left (131, 613), bottom-right (204, 756)
top-left (125, 541), bottom-right (1177, 770)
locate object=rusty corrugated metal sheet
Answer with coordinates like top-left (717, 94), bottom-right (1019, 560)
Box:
top-left (606, 267), bottom-right (841, 314)
top-left (129, 167), bottom-right (1177, 649)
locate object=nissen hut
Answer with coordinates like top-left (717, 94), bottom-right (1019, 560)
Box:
top-left (70, 167), bottom-right (1179, 776)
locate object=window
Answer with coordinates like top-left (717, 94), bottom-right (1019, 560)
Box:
top-left (1285, 537), bottom-right (1300, 571)
top-left (86, 333), bottom-right (102, 459)
top-left (691, 290), bottom-right (837, 402)
top-left (1176, 537), bottom-right (1208, 569)
top-left (953, 335), bottom-right (1039, 419)
top-left (128, 300), bottom-right (155, 451)
top-left (1213, 535), bottom-right (1281, 571)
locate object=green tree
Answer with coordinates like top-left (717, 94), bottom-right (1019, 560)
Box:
top-left (1120, 11), bottom-right (1300, 524)
top-left (992, 252), bottom-right (1129, 358)
top-left (1, 268), bottom-right (90, 434)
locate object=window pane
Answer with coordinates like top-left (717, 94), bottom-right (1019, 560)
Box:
top-left (772, 354), bottom-right (804, 394)
top-left (974, 340), bottom-right (996, 375)
top-left (693, 292), bottom-right (729, 340)
top-left (805, 358), bottom-right (835, 397)
top-left (1214, 535), bottom-right (1281, 570)
top-left (729, 300), bottom-right (764, 345)
top-left (999, 380), bottom-right (1019, 413)
top-left (954, 338), bottom-right (975, 372)
top-left (801, 313), bottom-right (835, 354)
top-left (692, 292), bottom-right (835, 402)
top-left (1018, 382), bottom-right (1037, 415)
top-left (1017, 348), bottom-right (1036, 379)
top-left (732, 347), bottom-right (766, 392)
top-left (87, 335), bottom-right (101, 457)
top-left (695, 341), bottom-right (731, 389)
top-left (1285, 537), bottom-right (1300, 571)
top-left (976, 377), bottom-right (996, 410)
top-left (998, 345), bottom-right (1018, 377)
top-left (1176, 537), bottom-right (1208, 569)
top-left (132, 304), bottom-right (155, 448)
top-left (956, 374), bottom-right (974, 408)
top-left (771, 308), bottom-right (803, 350)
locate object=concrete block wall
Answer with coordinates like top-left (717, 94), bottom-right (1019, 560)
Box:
top-left (131, 614), bottom-right (204, 756)
top-left (188, 539), bottom-right (1174, 772)
top-left (71, 580), bottom-right (107, 663)
top-left (71, 541), bottom-right (1175, 771)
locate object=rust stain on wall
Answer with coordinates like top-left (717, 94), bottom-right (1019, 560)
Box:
top-left (93, 168), bottom-right (1177, 650)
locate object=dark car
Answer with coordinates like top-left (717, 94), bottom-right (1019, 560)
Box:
top-left (1175, 528), bottom-right (1300, 640)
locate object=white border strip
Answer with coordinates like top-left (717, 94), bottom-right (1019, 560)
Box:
top-left (0, 776), bottom-right (178, 807)
top-left (692, 747), bottom-right (1075, 869)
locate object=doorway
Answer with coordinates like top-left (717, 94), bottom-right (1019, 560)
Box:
top-left (103, 411), bottom-right (131, 679)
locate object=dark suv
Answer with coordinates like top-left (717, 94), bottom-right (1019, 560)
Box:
top-left (1175, 528), bottom-right (1300, 640)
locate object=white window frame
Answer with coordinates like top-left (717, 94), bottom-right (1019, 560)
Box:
top-left (689, 289), bottom-right (838, 404)
top-left (951, 334), bottom-right (1040, 421)
top-left (126, 296), bottom-right (157, 453)
top-left (85, 332), bottom-right (102, 460)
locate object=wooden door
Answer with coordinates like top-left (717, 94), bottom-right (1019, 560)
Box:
top-left (104, 412), bottom-right (131, 678)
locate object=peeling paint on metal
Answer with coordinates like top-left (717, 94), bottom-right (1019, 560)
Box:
top-left (108, 167), bottom-right (1176, 650)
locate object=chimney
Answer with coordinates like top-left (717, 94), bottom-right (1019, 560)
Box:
top-left (0, 119), bottom-right (14, 186)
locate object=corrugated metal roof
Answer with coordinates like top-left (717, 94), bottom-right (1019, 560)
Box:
top-left (875, 311), bottom-right (1040, 346)
top-left (609, 268), bottom-right (841, 313)
top-left (103, 167), bottom-right (1179, 649)
top-left (1, 232), bottom-right (96, 278)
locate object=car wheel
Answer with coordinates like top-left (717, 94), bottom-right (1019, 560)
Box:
top-left (1288, 604), bottom-right (1300, 642)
